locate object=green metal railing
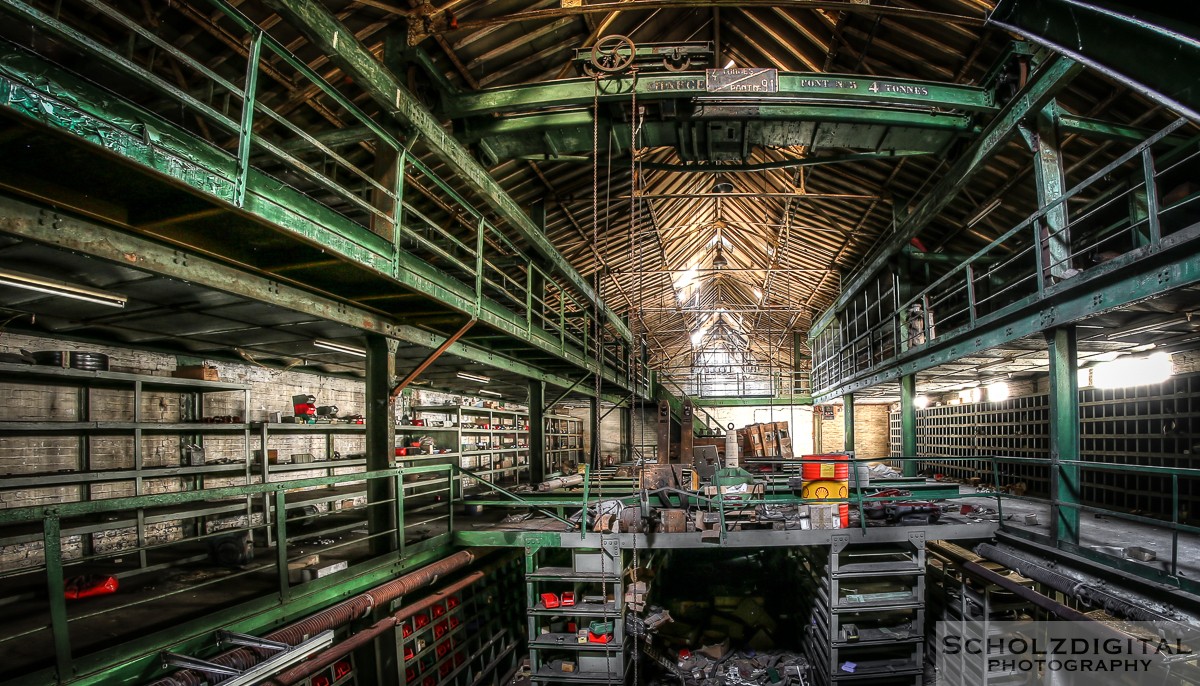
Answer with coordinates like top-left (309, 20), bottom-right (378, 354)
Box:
top-left (0, 0), bottom-right (632, 383)
top-left (812, 118), bottom-right (1199, 393)
top-left (922, 454), bottom-right (1200, 579)
top-left (0, 465), bottom-right (461, 683)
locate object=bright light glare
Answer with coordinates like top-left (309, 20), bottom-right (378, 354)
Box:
top-left (1092, 352), bottom-right (1173, 388)
top-left (986, 382), bottom-right (1010, 402)
top-left (691, 328), bottom-right (707, 345)
top-left (724, 59), bottom-right (735, 69)
top-left (913, 395), bottom-right (930, 409)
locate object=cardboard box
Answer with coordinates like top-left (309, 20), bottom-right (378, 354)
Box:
top-left (173, 365), bottom-right (219, 381)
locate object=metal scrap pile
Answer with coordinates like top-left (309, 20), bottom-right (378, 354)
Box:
top-left (650, 649), bottom-right (809, 686)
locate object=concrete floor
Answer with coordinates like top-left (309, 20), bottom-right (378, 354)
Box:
top-left (957, 487), bottom-right (1200, 581)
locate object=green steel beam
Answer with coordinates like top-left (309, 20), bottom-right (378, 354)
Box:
top-left (900, 375), bottom-right (917, 476)
top-left (1057, 111), bottom-right (1193, 146)
top-left (257, 0), bottom-right (632, 344)
top-left (1045, 326), bottom-right (1081, 545)
top-left (529, 379), bottom-right (546, 483)
top-left (990, 0), bottom-right (1200, 122)
top-left (466, 108), bottom-right (972, 162)
top-left (812, 223), bottom-right (1200, 403)
top-left (443, 72), bottom-right (995, 118)
top-left (691, 396), bottom-right (813, 407)
top-left (1029, 100), bottom-right (1070, 279)
top-left (366, 334), bottom-right (400, 556)
top-left (810, 53), bottom-right (1081, 339)
top-left (843, 393), bottom-right (855, 453)
top-left (0, 52), bottom-right (632, 387)
top-left (0, 195), bottom-right (621, 394)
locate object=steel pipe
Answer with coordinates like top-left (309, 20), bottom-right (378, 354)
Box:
top-left (264, 571), bottom-right (487, 685)
top-left (976, 543), bottom-right (1165, 622)
top-left (143, 550), bottom-right (477, 686)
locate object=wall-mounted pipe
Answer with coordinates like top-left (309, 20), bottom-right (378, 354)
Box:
top-left (143, 550), bottom-right (477, 686)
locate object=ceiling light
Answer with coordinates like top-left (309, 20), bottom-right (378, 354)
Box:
top-left (1092, 352), bottom-right (1172, 389)
top-left (986, 381), bottom-right (1010, 402)
top-left (723, 59), bottom-right (735, 69)
top-left (913, 395), bottom-right (929, 410)
top-left (712, 178), bottom-right (734, 194)
top-left (456, 371), bottom-right (491, 383)
top-left (959, 388), bottom-right (982, 403)
top-left (0, 267), bottom-right (127, 308)
top-left (478, 389), bottom-right (503, 397)
top-left (313, 339), bottom-right (366, 357)
top-left (712, 247), bottom-right (729, 269)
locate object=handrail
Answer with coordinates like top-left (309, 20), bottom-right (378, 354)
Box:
top-left (812, 119), bottom-right (1197, 394)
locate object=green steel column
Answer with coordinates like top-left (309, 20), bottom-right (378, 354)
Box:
top-left (1030, 102), bottom-right (1071, 280)
top-left (529, 380), bottom-right (546, 484)
top-left (623, 405), bottom-right (635, 464)
top-left (365, 334), bottom-right (399, 556)
top-left (900, 375), bottom-right (918, 476)
top-left (843, 393), bottom-right (855, 454)
top-left (1045, 326), bottom-right (1081, 545)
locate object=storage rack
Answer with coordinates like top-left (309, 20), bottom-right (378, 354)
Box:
top-left (544, 413), bottom-right (583, 473)
top-left (0, 361), bottom-right (251, 572)
top-left (526, 546), bottom-right (628, 684)
top-left (253, 422), bottom-right (369, 546)
top-left (398, 554), bottom-right (525, 686)
top-left (802, 533), bottom-right (927, 686)
top-left (409, 405), bottom-right (531, 489)
top-left (926, 544), bottom-right (1035, 686)
top-left (888, 372), bottom-right (1200, 520)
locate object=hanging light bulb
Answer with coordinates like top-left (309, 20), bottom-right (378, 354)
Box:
top-left (712, 245), bottom-right (729, 269)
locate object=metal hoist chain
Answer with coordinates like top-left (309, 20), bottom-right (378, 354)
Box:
top-left (628, 68), bottom-right (643, 686)
top-left (590, 71), bottom-right (616, 686)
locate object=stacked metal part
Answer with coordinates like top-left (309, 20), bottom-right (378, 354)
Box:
top-left (801, 454), bottom-right (851, 528)
top-left (801, 537), bottom-right (927, 686)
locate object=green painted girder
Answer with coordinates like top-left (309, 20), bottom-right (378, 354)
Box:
top-left (1057, 110), bottom-right (1194, 146)
top-left (466, 107), bottom-right (972, 163)
top-left (0, 54), bottom-right (631, 392)
top-left (0, 196), bottom-right (631, 394)
top-left (811, 222), bottom-right (1200, 403)
top-left (692, 396), bottom-right (813, 407)
top-left (442, 72), bottom-right (996, 119)
top-left (1045, 326), bottom-right (1081, 544)
top-left (811, 53), bottom-right (1081, 339)
top-left (990, 0), bottom-right (1200, 122)
top-left (256, 0), bottom-right (632, 344)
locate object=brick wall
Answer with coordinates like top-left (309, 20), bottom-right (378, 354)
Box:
top-left (814, 403), bottom-right (891, 459)
top-left (0, 333), bottom-right (379, 570)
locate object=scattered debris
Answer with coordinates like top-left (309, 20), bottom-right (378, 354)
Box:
top-left (665, 649), bottom-right (809, 686)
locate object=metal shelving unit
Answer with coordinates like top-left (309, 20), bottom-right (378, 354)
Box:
top-left (526, 546), bottom-right (628, 684)
top-left (0, 362), bottom-right (252, 570)
top-left (253, 422), bottom-right (369, 546)
top-left (409, 405), bottom-right (531, 489)
top-left (544, 413), bottom-right (583, 473)
top-left (888, 372), bottom-right (1200, 519)
top-left (803, 533), bottom-right (927, 686)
